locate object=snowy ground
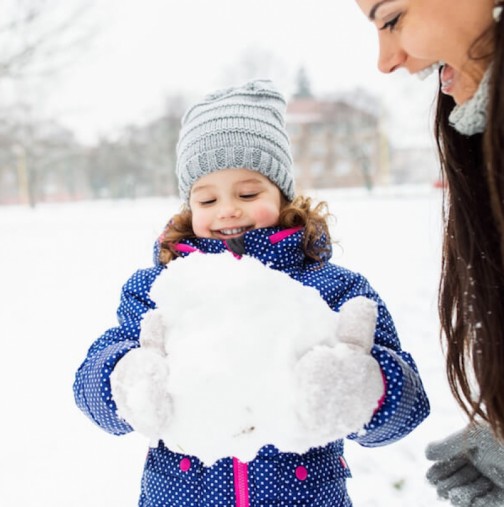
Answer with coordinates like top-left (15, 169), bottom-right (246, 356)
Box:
top-left (0, 185), bottom-right (466, 506)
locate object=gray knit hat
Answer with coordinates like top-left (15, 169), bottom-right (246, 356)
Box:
top-left (176, 79), bottom-right (295, 203)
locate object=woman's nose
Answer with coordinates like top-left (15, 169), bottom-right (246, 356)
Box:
top-left (377, 35), bottom-right (406, 74)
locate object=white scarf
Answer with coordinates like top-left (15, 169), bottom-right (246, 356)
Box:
top-left (448, 65), bottom-right (492, 136)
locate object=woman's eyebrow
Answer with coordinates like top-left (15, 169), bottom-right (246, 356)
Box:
top-left (369, 0), bottom-right (394, 20)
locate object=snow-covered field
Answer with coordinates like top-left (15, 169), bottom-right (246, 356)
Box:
top-left (0, 185), bottom-right (466, 506)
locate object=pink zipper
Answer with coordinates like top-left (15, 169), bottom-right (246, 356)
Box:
top-left (233, 457), bottom-right (250, 507)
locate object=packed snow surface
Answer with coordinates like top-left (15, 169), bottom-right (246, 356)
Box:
top-left (113, 252), bottom-right (382, 465)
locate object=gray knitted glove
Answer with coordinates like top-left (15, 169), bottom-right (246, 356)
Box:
top-left (425, 424), bottom-right (504, 506)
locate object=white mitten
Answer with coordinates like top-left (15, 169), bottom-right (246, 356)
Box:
top-left (294, 296), bottom-right (384, 438)
top-left (110, 310), bottom-right (173, 441)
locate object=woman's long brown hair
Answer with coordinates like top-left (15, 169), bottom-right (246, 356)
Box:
top-left (436, 12), bottom-right (504, 436)
top-left (158, 195), bottom-right (333, 266)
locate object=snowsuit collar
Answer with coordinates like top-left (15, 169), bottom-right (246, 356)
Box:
top-left (154, 226), bottom-right (332, 270)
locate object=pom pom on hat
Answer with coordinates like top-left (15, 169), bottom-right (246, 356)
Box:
top-left (175, 79), bottom-right (295, 203)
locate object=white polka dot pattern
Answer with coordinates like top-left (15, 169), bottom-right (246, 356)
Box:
top-left (74, 227), bottom-right (430, 506)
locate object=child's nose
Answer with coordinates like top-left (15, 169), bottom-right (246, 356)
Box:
top-left (217, 202), bottom-right (242, 219)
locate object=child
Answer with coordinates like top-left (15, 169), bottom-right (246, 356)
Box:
top-left (73, 79), bottom-right (430, 506)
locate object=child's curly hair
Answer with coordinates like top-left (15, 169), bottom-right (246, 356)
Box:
top-left (158, 195), bottom-right (334, 265)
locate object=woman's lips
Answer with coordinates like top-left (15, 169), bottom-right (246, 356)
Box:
top-left (416, 61), bottom-right (442, 81)
top-left (440, 64), bottom-right (455, 95)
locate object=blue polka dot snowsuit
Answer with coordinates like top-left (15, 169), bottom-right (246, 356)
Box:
top-left (73, 226), bottom-right (430, 506)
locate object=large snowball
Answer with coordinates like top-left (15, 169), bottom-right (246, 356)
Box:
top-left (140, 252), bottom-right (376, 465)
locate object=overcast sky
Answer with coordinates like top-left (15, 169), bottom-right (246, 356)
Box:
top-left (10, 0), bottom-right (439, 148)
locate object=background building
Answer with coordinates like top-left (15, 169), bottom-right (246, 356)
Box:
top-left (286, 91), bottom-right (388, 192)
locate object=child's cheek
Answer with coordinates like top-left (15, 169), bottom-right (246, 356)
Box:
top-left (252, 204), bottom-right (281, 228)
top-left (191, 213), bottom-right (210, 238)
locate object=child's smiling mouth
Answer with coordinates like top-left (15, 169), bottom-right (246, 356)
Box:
top-left (214, 226), bottom-right (252, 238)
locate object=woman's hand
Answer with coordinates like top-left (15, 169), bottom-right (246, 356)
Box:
top-left (426, 424), bottom-right (504, 506)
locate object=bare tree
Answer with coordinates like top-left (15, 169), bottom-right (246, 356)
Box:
top-left (0, 0), bottom-right (97, 206)
top-left (0, 0), bottom-right (96, 80)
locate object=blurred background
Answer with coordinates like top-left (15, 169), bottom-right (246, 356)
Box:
top-left (0, 0), bottom-right (441, 207)
top-left (0, 2), bottom-right (460, 505)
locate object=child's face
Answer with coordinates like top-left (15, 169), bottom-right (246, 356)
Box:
top-left (189, 168), bottom-right (282, 240)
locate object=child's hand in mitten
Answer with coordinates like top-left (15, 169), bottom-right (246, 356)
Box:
top-left (110, 310), bottom-right (173, 441)
top-left (294, 296), bottom-right (384, 438)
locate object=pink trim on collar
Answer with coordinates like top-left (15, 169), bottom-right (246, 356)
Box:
top-left (174, 243), bottom-right (200, 254)
top-left (269, 227), bottom-right (303, 244)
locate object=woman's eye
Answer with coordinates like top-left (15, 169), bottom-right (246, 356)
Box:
top-left (380, 13), bottom-right (401, 32)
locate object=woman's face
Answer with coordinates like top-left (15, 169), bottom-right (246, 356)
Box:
top-left (355, 0), bottom-right (494, 104)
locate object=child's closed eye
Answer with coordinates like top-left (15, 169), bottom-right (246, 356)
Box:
top-left (199, 198), bottom-right (216, 206)
top-left (240, 193), bottom-right (259, 200)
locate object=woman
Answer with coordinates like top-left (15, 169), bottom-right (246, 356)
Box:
top-left (353, 0), bottom-right (504, 505)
